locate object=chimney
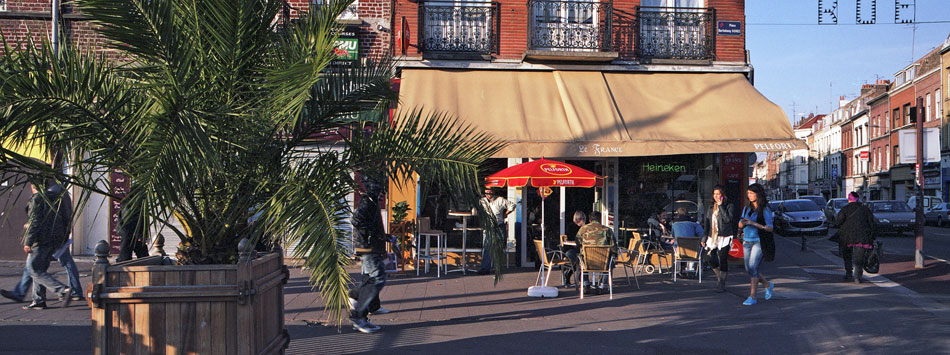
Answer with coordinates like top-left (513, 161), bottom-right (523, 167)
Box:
top-left (861, 84), bottom-right (874, 95)
top-left (839, 96), bottom-right (849, 108)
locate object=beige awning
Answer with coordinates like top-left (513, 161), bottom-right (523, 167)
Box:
top-left (398, 69), bottom-right (805, 158)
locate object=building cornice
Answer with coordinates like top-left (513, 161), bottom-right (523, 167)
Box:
top-left (395, 59), bottom-right (753, 74)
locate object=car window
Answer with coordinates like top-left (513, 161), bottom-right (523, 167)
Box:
top-left (872, 202), bottom-right (913, 213)
top-left (783, 200), bottom-right (820, 212)
top-left (833, 199), bottom-right (848, 209)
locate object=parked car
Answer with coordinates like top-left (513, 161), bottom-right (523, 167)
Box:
top-left (773, 199), bottom-right (828, 236)
top-left (924, 202), bottom-right (950, 227)
top-left (769, 200), bottom-right (782, 212)
top-left (825, 198), bottom-right (849, 226)
top-left (800, 195), bottom-right (828, 211)
top-left (868, 200), bottom-right (916, 236)
top-left (907, 195), bottom-right (944, 213)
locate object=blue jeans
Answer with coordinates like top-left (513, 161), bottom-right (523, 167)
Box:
top-left (349, 253), bottom-right (387, 322)
top-left (27, 245), bottom-right (69, 303)
top-left (11, 248), bottom-right (83, 300)
top-left (743, 241), bottom-right (763, 278)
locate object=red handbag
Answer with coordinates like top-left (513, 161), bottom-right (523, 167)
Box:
top-left (728, 237), bottom-right (744, 259)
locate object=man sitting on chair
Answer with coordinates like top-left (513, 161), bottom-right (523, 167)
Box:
top-left (670, 207), bottom-right (703, 277)
top-left (563, 211), bottom-right (615, 294)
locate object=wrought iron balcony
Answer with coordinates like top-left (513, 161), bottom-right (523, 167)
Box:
top-left (528, 0), bottom-right (613, 52)
top-left (420, 2), bottom-right (500, 56)
top-left (634, 6), bottom-right (715, 61)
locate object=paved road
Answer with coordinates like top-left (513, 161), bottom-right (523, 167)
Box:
top-left (1, 234), bottom-right (949, 354)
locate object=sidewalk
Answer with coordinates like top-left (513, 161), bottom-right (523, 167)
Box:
top-left (1, 235), bottom-right (949, 354)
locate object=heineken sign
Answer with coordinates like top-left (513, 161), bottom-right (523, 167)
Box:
top-left (642, 163), bottom-right (687, 173)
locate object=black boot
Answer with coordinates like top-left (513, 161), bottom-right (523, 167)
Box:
top-left (853, 269), bottom-right (863, 284)
top-left (843, 269), bottom-right (853, 281)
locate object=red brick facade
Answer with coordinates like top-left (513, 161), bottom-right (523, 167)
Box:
top-left (394, 0), bottom-right (747, 63)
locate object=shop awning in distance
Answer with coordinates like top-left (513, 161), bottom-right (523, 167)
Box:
top-left (398, 69), bottom-right (806, 158)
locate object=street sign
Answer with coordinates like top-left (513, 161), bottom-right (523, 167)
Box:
top-left (832, 165), bottom-right (838, 179)
top-left (859, 150), bottom-right (869, 159)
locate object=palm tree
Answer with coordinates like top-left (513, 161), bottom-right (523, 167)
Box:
top-left (0, 0), bottom-right (505, 322)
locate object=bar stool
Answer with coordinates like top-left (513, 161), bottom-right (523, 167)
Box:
top-left (415, 217), bottom-right (447, 277)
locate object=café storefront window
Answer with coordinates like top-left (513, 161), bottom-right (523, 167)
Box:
top-left (617, 154), bottom-right (719, 236)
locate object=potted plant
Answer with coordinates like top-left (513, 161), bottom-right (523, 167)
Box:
top-left (0, 0), bottom-right (504, 352)
top-left (390, 201), bottom-right (413, 268)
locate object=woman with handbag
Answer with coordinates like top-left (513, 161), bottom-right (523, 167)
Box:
top-left (702, 185), bottom-right (738, 292)
top-left (738, 183), bottom-right (775, 306)
top-left (835, 191), bottom-right (875, 284)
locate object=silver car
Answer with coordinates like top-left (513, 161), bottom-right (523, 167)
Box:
top-left (825, 198), bottom-right (849, 226)
top-left (869, 200), bottom-right (916, 236)
top-left (774, 199), bottom-right (828, 236)
top-left (924, 202), bottom-right (950, 227)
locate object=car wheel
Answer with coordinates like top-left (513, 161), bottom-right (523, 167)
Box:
top-left (938, 217), bottom-right (943, 227)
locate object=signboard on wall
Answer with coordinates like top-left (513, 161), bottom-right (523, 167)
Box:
top-left (109, 170), bottom-right (130, 254)
top-left (332, 25), bottom-right (360, 64)
top-left (898, 128), bottom-right (940, 164)
top-left (717, 21), bottom-right (742, 36)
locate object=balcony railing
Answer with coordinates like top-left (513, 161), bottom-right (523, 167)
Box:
top-left (420, 2), bottom-right (500, 55)
top-left (634, 6), bottom-right (715, 60)
top-left (528, 0), bottom-right (612, 51)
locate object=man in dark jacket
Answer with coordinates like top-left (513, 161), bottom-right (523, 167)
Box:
top-left (835, 191), bottom-right (875, 283)
top-left (116, 204), bottom-right (149, 262)
top-left (21, 179), bottom-right (73, 309)
top-left (348, 175), bottom-right (390, 333)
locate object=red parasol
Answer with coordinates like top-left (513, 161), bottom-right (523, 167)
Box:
top-left (485, 158), bottom-right (604, 188)
top-left (485, 158), bottom-right (603, 289)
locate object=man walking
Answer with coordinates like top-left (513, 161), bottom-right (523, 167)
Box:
top-left (348, 176), bottom-right (390, 333)
top-left (19, 179), bottom-right (73, 309)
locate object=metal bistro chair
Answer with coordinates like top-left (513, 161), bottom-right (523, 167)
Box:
top-left (533, 239), bottom-right (571, 287)
top-left (672, 236), bottom-right (703, 283)
top-left (635, 231), bottom-right (670, 275)
top-left (614, 237), bottom-right (640, 289)
top-left (580, 244), bottom-right (614, 299)
top-left (415, 217), bottom-right (447, 277)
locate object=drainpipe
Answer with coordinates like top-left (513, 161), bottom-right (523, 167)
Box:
top-left (51, 0), bottom-right (60, 57)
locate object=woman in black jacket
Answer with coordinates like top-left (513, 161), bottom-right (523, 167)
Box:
top-left (835, 191), bottom-right (875, 283)
top-left (702, 185), bottom-right (738, 292)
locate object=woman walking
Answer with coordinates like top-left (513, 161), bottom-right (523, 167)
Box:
top-left (738, 183), bottom-right (775, 306)
top-left (835, 191), bottom-right (875, 283)
top-left (702, 185), bottom-right (737, 292)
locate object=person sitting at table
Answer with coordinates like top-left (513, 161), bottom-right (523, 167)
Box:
top-left (647, 209), bottom-right (674, 251)
top-left (671, 207), bottom-right (703, 276)
top-left (562, 211), bottom-right (615, 293)
top-left (671, 207), bottom-right (702, 237)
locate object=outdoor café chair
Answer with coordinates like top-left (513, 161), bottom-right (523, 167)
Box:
top-left (533, 239), bottom-right (571, 287)
top-left (614, 238), bottom-right (640, 289)
top-left (632, 232), bottom-right (669, 275)
top-left (672, 236), bottom-right (703, 283)
top-left (580, 245), bottom-right (614, 299)
top-left (416, 217), bottom-right (447, 277)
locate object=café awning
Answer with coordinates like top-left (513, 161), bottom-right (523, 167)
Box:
top-left (398, 69), bottom-right (805, 158)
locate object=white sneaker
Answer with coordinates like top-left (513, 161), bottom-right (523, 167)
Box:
top-left (370, 306), bottom-right (391, 315)
top-left (351, 319), bottom-right (380, 333)
top-left (348, 297), bottom-right (358, 310)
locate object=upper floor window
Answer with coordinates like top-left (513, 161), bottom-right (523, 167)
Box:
top-left (636, 0), bottom-right (713, 60)
top-left (893, 108), bottom-right (900, 128)
top-left (926, 93), bottom-right (932, 122)
top-left (938, 89), bottom-right (943, 119)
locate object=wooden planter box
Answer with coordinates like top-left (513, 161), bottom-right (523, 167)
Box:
top-left (87, 240), bottom-right (290, 355)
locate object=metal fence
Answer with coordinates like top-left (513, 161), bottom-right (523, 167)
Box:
top-left (634, 6), bottom-right (715, 60)
top-left (528, 0), bottom-right (613, 51)
top-left (420, 2), bottom-right (500, 54)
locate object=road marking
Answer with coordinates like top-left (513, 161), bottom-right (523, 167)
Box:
top-left (780, 235), bottom-right (950, 318)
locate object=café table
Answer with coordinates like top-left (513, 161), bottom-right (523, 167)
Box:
top-left (447, 211), bottom-right (480, 274)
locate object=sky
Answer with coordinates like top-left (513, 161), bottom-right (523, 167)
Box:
top-left (746, 0), bottom-right (950, 125)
